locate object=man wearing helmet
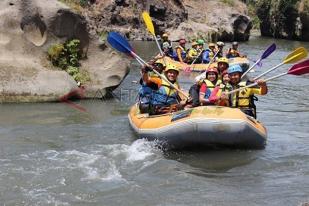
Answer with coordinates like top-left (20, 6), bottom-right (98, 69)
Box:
top-left (199, 67), bottom-right (221, 105)
top-left (141, 64), bottom-right (186, 114)
top-left (138, 59), bottom-right (166, 113)
top-left (186, 41), bottom-right (199, 64)
top-left (202, 43), bottom-right (216, 63)
top-left (217, 57), bottom-right (229, 77)
top-left (160, 33), bottom-right (173, 57)
top-left (226, 41), bottom-right (245, 59)
top-left (173, 38), bottom-right (187, 63)
top-left (223, 64), bottom-right (268, 118)
top-left (216, 41), bottom-right (225, 58)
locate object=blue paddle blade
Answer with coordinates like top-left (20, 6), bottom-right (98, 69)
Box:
top-left (107, 32), bottom-right (132, 54)
top-left (261, 43), bottom-right (276, 59)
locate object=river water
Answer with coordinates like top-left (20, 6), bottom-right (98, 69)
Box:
top-left (0, 36), bottom-right (309, 205)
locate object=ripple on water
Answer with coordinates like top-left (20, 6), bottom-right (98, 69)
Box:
top-left (0, 139), bottom-right (163, 204)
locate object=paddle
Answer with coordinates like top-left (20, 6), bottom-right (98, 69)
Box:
top-left (241, 43), bottom-right (276, 79)
top-left (226, 59), bottom-right (309, 95)
top-left (253, 47), bottom-right (308, 80)
top-left (142, 12), bottom-right (165, 57)
top-left (107, 32), bottom-right (189, 99)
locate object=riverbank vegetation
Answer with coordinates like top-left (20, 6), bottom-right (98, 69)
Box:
top-left (48, 39), bottom-right (90, 84)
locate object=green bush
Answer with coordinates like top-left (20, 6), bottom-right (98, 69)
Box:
top-left (48, 39), bottom-right (90, 84)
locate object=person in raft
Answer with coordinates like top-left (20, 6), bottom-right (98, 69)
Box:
top-left (219, 64), bottom-right (268, 118)
top-left (208, 70), bottom-right (232, 106)
top-left (186, 41), bottom-right (199, 64)
top-left (141, 64), bottom-right (187, 115)
top-left (138, 60), bottom-right (166, 113)
top-left (217, 57), bottom-right (229, 78)
top-left (199, 67), bottom-right (222, 106)
top-left (226, 41), bottom-right (246, 59)
top-left (173, 38), bottom-right (187, 63)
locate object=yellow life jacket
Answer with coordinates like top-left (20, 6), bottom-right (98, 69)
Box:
top-left (187, 48), bottom-right (198, 59)
top-left (202, 79), bottom-right (222, 99)
top-left (230, 81), bottom-right (261, 108)
top-left (227, 48), bottom-right (240, 58)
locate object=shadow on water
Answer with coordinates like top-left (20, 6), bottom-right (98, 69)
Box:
top-left (162, 147), bottom-right (262, 176)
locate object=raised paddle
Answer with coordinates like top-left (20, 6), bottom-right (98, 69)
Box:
top-left (253, 47), bottom-right (308, 80)
top-left (107, 32), bottom-right (189, 99)
top-left (142, 12), bottom-right (165, 57)
top-left (226, 59), bottom-right (309, 95)
top-left (241, 43), bottom-right (276, 79)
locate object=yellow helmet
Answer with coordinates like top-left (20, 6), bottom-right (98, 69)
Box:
top-left (218, 57), bottom-right (229, 65)
top-left (165, 64), bottom-right (180, 73)
top-left (192, 41), bottom-right (198, 47)
top-left (208, 43), bottom-right (216, 48)
top-left (162, 33), bottom-right (168, 38)
top-left (154, 59), bottom-right (166, 67)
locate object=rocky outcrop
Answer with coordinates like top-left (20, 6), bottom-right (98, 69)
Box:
top-left (0, 0), bottom-right (129, 103)
top-left (256, 0), bottom-right (309, 41)
top-left (82, 0), bottom-right (252, 42)
top-left (171, 0), bottom-right (252, 41)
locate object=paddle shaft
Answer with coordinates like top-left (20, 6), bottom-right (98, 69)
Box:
top-left (253, 61), bottom-right (284, 80)
top-left (131, 51), bottom-right (189, 99)
top-left (226, 72), bottom-right (288, 95)
top-left (190, 50), bottom-right (204, 66)
top-left (241, 57), bottom-right (261, 79)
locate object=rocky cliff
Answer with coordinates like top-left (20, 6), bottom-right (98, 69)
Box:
top-left (0, 0), bottom-right (130, 103)
top-left (82, 0), bottom-right (252, 42)
top-left (256, 0), bottom-right (309, 41)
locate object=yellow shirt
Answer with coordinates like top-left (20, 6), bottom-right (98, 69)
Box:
top-left (230, 82), bottom-right (262, 108)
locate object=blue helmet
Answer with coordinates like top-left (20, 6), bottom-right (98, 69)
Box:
top-left (227, 65), bottom-right (242, 74)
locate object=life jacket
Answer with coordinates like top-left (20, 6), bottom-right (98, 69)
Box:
top-left (227, 48), bottom-right (240, 58)
top-left (202, 79), bottom-right (222, 99)
top-left (187, 48), bottom-right (198, 58)
top-left (202, 49), bottom-right (214, 63)
top-left (230, 81), bottom-right (258, 109)
top-left (214, 83), bottom-right (233, 106)
top-left (173, 45), bottom-right (186, 61)
top-left (151, 79), bottom-right (180, 106)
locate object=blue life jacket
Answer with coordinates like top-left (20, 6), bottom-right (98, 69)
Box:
top-left (151, 79), bottom-right (180, 106)
top-left (172, 46), bottom-right (186, 61)
top-left (202, 49), bottom-right (211, 63)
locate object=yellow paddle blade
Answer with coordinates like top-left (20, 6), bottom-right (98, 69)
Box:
top-left (142, 11), bottom-right (155, 36)
top-left (283, 47), bottom-right (308, 64)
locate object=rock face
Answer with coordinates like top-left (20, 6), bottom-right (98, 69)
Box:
top-left (0, 0), bottom-right (129, 102)
top-left (256, 0), bottom-right (309, 41)
top-left (83, 0), bottom-right (251, 42)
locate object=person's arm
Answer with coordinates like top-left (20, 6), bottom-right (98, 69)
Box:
top-left (199, 83), bottom-right (209, 105)
top-left (257, 79), bottom-right (268, 95)
top-left (249, 80), bottom-right (268, 95)
top-left (209, 86), bottom-right (220, 104)
top-left (176, 48), bottom-right (184, 63)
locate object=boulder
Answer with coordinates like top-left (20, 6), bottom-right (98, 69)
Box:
top-left (83, 0), bottom-right (251, 42)
top-left (0, 0), bottom-right (130, 103)
top-left (256, 0), bottom-right (309, 41)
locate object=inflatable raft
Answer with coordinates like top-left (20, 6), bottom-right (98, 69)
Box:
top-left (160, 57), bottom-right (250, 72)
top-left (128, 105), bottom-right (267, 150)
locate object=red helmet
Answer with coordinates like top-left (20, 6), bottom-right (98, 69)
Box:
top-left (206, 67), bottom-right (218, 75)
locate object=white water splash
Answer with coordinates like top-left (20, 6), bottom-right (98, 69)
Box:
top-left (125, 139), bottom-right (158, 162)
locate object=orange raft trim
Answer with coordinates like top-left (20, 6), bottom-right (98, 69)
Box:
top-left (128, 105), bottom-right (267, 150)
top-left (158, 56), bottom-right (250, 72)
